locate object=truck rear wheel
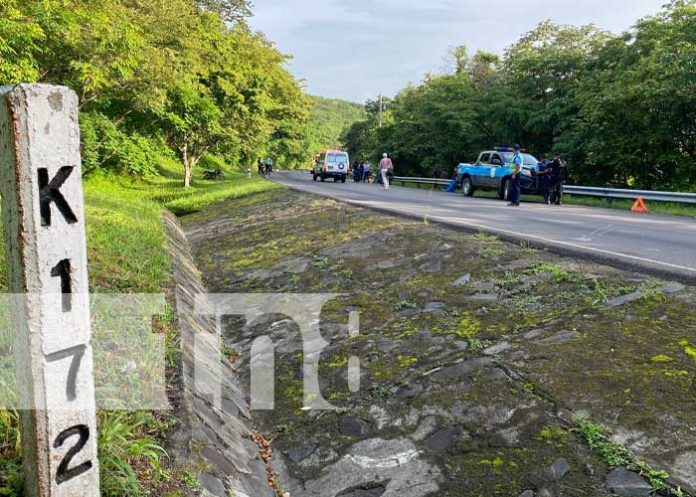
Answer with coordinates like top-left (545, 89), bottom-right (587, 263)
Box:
top-left (461, 177), bottom-right (474, 197)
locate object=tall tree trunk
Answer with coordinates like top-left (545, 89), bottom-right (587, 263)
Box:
top-left (182, 142), bottom-right (192, 188)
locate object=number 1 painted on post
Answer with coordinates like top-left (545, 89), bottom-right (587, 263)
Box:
top-left (0, 84), bottom-right (100, 496)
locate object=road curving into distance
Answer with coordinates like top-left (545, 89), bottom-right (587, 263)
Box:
top-left (273, 171), bottom-right (696, 283)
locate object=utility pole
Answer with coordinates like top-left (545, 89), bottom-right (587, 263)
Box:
top-left (378, 93), bottom-right (383, 128)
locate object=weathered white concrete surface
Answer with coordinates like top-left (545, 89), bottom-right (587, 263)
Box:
top-left (274, 438), bottom-right (441, 497)
top-left (0, 84), bottom-right (99, 496)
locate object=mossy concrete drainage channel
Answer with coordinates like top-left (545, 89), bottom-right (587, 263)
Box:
top-left (181, 189), bottom-right (696, 497)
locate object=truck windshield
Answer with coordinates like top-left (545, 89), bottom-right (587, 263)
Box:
top-left (523, 154), bottom-right (539, 165)
top-left (500, 152), bottom-right (539, 166)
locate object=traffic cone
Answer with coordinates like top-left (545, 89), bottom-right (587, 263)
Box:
top-left (631, 197), bottom-right (648, 213)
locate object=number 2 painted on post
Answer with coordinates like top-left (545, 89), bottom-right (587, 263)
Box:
top-left (53, 425), bottom-right (93, 485)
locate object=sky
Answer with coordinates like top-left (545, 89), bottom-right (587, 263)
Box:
top-left (249, 0), bottom-right (668, 103)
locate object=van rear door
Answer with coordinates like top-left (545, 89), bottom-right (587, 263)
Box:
top-left (326, 152), bottom-right (349, 174)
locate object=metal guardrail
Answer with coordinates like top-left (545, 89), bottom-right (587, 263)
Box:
top-left (392, 176), bottom-right (451, 187)
top-left (390, 176), bottom-right (696, 204)
top-left (562, 186), bottom-right (696, 204)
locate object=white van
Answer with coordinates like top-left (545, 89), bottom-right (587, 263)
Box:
top-left (312, 150), bottom-right (349, 183)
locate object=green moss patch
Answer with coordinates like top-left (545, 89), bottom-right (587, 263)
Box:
top-left (185, 189), bottom-right (695, 496)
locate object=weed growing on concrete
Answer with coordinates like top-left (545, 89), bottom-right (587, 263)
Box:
top-left (575, 418), bottom-right (682, 495)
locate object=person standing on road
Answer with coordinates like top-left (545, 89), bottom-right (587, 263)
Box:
top-left (379, 153), bottom-right (394, 190)
top-left (536, 154), bottom-right (552, 204)
top-left (264, 157), bottom-right (273, 176)
top-left (508, 144), bottom-right (523, 206)
top-left (363, 161), bottom-right (371, 183)
top-left (358, 161), bottom-right (365, 183)
top-left (549, 152), bottom-right (568, 205)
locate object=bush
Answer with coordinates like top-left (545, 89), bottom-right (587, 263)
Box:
top-left (81, 113), bottom-right (173, 177)
top-left (199, 154), bottom-right (229, 172)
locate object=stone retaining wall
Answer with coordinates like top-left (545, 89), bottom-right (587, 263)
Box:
top-left (163, 210), bottom-right (273, 497)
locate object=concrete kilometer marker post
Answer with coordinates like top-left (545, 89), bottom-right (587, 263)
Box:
top-left (0, 84), bottom-right (100, 496)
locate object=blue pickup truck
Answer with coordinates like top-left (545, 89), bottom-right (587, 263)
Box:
top-left (455, 148), bottom-right (542, 201)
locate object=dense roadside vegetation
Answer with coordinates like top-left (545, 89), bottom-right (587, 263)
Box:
top-left (1, 0), bottom-right (311, 184)
top-left (0, 1), bottom-right (365, 181)
top-left (1, 0), bottom-right (294, 494)
top-left (343, 1), bottom-right (696, 191)
top-left (0, 160), bottom-right (279, 495)
top-left (306, 96), bottom-right (366, 155)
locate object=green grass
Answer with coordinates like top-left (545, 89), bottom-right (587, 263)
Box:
top-left (84, 177), bottom-right (171, 293)
top-left (563, 195), bottom-right (696, 218)
top-left (83, 171), bottom-right (278, 291)
top-left (477, 247), bottom-right (505, 260)
top-left (98, 412), bottom-right (169, 497)
top-left (0, 165), bottom-right (279, 496)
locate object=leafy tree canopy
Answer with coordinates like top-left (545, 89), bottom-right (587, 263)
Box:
top-left (343, 1), bottom-right (696, 190)
top-left (0, 0), bottom-right (311, 186)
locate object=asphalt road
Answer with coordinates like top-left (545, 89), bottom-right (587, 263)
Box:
top-left (273, 171), bottom-right (696, 283)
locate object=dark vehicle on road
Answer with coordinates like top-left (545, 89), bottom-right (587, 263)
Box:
top-left (455, 148), bottom-right (542, 201)
top-left (312, 150), bottom-right (349, 183)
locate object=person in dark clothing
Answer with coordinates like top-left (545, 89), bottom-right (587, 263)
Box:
top-left (548, 153), bottom-right (568, 205)
top-left (352, 160), bottom-right (361, 182)
top-left (536, 154), bottom-right (552, 204)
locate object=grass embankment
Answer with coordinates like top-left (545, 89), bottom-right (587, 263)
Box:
top-left (0, 165), bottom-right (279, 496)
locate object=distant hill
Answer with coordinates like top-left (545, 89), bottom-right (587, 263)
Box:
top-left (307, 96), bottom-right (366, 155)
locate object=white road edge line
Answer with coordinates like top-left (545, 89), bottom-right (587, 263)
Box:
top-left (278, 178), bottom-right (696, 275)
top-left (401, 206), bottom-right (696, 274)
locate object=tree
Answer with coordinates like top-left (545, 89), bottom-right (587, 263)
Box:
top-left (468, 51), bottom-right (500, 88)
top-left (0, 0), bottom-right (45, 84)
top-left (502, 20), bottom-right (611, 153)
top-left (565, 0), bottom-right (696, 188)
top-left (343, 3), bottom-right (696, 190)
top-left (159, 83), bottom-right (224, 187)
top-left (449, 45), bottom-right (469, 75)
top-left (197, 0), bottom-right (251, 23)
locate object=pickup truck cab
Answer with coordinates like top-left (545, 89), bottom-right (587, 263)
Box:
top-left (313, 150), bottom-right (349, 183)
top-left (456, 148), bottom-right (541, 200)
